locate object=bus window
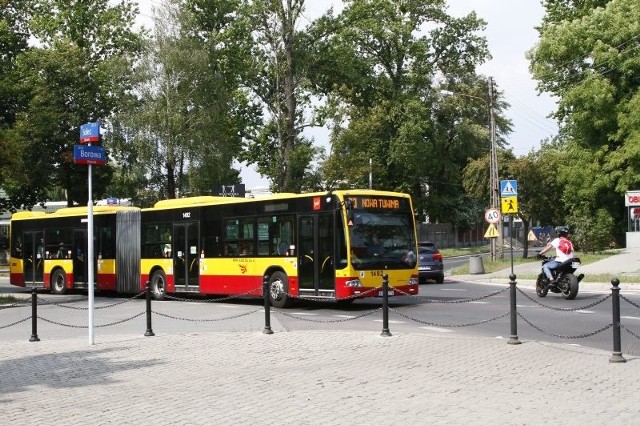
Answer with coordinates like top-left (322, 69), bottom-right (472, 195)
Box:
top-left (142, 223), bottom-right (172, 258)
top-left (257, 218), bottom-right (271, 255)
top-left (224, 218), bottom-right (255, 256)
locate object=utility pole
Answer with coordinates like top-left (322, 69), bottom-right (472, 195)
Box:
top-left (488, 77), bottom-right (499, 262)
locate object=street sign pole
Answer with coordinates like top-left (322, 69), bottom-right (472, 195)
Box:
top-left (88, 160), bottom-right (94, 345)
top-left (78, 122), bottom-right (102, 345)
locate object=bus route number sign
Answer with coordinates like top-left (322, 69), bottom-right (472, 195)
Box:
top-left (484, 208), bottom-right (500, 224)
top-left (352, 197), bottom-right (401, 210)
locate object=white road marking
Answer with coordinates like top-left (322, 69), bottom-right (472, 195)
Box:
top-left (372, 319), bottom-right (405, 324)
top-left (420, 326), bottom-right (453, 333)
top-left (621, 316), bottom-right (640, 321)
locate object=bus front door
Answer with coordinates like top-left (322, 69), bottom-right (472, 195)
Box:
top-left (23, 231), bottom-right (44, 286)
top-left (173, 222), bottom-right (199, 292)
top-left (298, 214), bottom-right (335, 298)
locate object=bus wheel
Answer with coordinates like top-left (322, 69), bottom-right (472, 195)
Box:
top-left (269, 271), bottom-right (290, 308)
top-left (150, 270), bottom-right (167, 301)
top-left (51, 269), bottom-right (67, 295)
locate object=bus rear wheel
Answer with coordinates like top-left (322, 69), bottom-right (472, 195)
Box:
top-left (150, 270), bottom-right (167, 301)
top-left (51, 269), bottom-right (67, 295)
top-left (269, 271), bottom-right (290, 308)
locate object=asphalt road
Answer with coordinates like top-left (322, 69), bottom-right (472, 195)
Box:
top-left (2, 276), bottom-right (639, 355)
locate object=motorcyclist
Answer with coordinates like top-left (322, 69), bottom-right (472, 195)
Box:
top-left (538, 226), bottom-right (574, 286)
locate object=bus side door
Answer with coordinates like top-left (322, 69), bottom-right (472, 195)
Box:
top-left (173, 222), bottom-right (199, 291)
top-left (72, 229), bottom-right (87, 286)
top-left (23, 231), bottom-right (44, 285)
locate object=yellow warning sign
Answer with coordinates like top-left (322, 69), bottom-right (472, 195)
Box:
top-left (484, 223), bottom-right (499, 238)
top-left (527, 230), bottom-right (538, 241)
top-left (501, 196), bottom-right (518, 214)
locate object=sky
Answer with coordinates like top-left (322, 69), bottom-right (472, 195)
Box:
top-left (136, 0), bottom-right (558, 190)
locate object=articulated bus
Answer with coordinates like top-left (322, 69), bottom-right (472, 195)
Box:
top-left (10, 190), bottom-right (419, 306)
top-left (9, 206), bottom-right (141, 294)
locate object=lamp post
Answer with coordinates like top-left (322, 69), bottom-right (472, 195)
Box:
top-left (441, 77), bottom-right (499, 261)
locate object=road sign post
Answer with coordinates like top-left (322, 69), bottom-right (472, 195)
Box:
top-left (76, 122), bottom-right (104, 345)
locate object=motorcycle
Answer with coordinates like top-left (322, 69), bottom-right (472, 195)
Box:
top-left (535, 254), bottom-right (584, 300)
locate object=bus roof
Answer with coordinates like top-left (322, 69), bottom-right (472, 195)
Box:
top-left (10, 211), bottom-right (47, 220)
top-left (146, 190), bottom-right (411, 211)
top-left (11, 206), bottom-right (139, 220)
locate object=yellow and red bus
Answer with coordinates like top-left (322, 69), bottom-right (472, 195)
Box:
top-left (10, 190), bottom-right (419, 307)
top-left (9, 206), bottom-right (141, 294)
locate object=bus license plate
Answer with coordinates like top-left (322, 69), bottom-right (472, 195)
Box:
top-left (378, 290), bottom-right (394, 297)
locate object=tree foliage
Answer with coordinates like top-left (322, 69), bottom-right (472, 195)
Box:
top-left (110, 0), bottom-right (243, 204)
top-left (311, 0), bottom-right (508, 226)
top-left (186, 0), bottom-right (323, 193)
top-left (2, 0), bottom-right (141, 209)
top-left (0, 0), bottom-right (30, 203)
top-left (529, 0), bottom-right (640, 244)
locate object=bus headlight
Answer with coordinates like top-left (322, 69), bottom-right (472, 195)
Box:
top-left (409, 276), bottom-right (419, 285)
top-left (345, 279), bottom-right (363, 287)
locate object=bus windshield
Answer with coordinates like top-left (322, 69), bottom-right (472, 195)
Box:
top-left (349, 211), bottom-right (416, 269)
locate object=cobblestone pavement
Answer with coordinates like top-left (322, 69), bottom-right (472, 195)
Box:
top-left (1, 330), bottom-right (639, 425)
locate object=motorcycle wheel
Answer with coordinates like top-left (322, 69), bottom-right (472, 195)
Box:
top-left (536, 274), bottom-right (548, 297)
top-left (561, 274), bottom-right (579, 300)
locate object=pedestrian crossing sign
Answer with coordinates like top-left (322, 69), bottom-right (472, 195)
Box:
top-left (501, 196), bottom-right (518, 214)
top-left (500, 180), bottom-right (518, 197)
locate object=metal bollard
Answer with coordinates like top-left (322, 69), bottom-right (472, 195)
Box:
top-left (380, 274), bottom-right (392, 337)
top-left (144, 282), bottom-right (155, 337)
top-left (609, 278), bottom-right (626, 363)
top-left (29, 287), bottom-right (40, 342)
top-left (263, 275), bottom-right (273, 334)
top-left (507, 274), bottom-right (520, 345)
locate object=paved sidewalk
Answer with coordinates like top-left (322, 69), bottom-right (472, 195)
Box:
top-left (1, 330), bottom-right (638, 425)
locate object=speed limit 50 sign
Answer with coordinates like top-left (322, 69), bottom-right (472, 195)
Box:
top-left (484, 208), bottom-right (500, 224)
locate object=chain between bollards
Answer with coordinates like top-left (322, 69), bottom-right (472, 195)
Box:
top-left (380, 273), bottom-right (391, 337)
top-left (29, 287), bottom-right (40, 342)
top-left (263, 275), bottom-right (273, 334)
top-left (609, 278), bottom-right (626, 363)
top-left (507, 273), bottom-right (520, 345)
top-left (144, 282), bottom-right (155, 337)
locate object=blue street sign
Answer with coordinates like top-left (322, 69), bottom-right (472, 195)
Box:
top-left (500, 180), bottom-right (518, 197)
top-left (74, 144), bottom-right (106, 165)
top-left (80, 122), bottom-right (100, 144)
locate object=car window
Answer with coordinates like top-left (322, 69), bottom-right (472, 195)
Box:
top-left (419, 247), bottom-right (436, 255)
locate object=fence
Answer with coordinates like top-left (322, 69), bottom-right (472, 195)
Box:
top-left (1, 276), bottom-right (638, 363)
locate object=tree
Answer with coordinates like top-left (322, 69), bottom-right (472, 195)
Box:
top-left (529, 0), bottom-right (640, 246)
top-left (3, 0), bottom-right (141, 209)
top-left (111, 0), bottom-right (242, 203)
top-left (187, 0), bottom-right (323, 193)
top-left (0, 0), bottom-right (30, 210)
top-left (312, 0), bottom-right (504, 225)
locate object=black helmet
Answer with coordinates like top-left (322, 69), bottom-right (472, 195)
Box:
top-left (556, 226), bottom-right (569, 237)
